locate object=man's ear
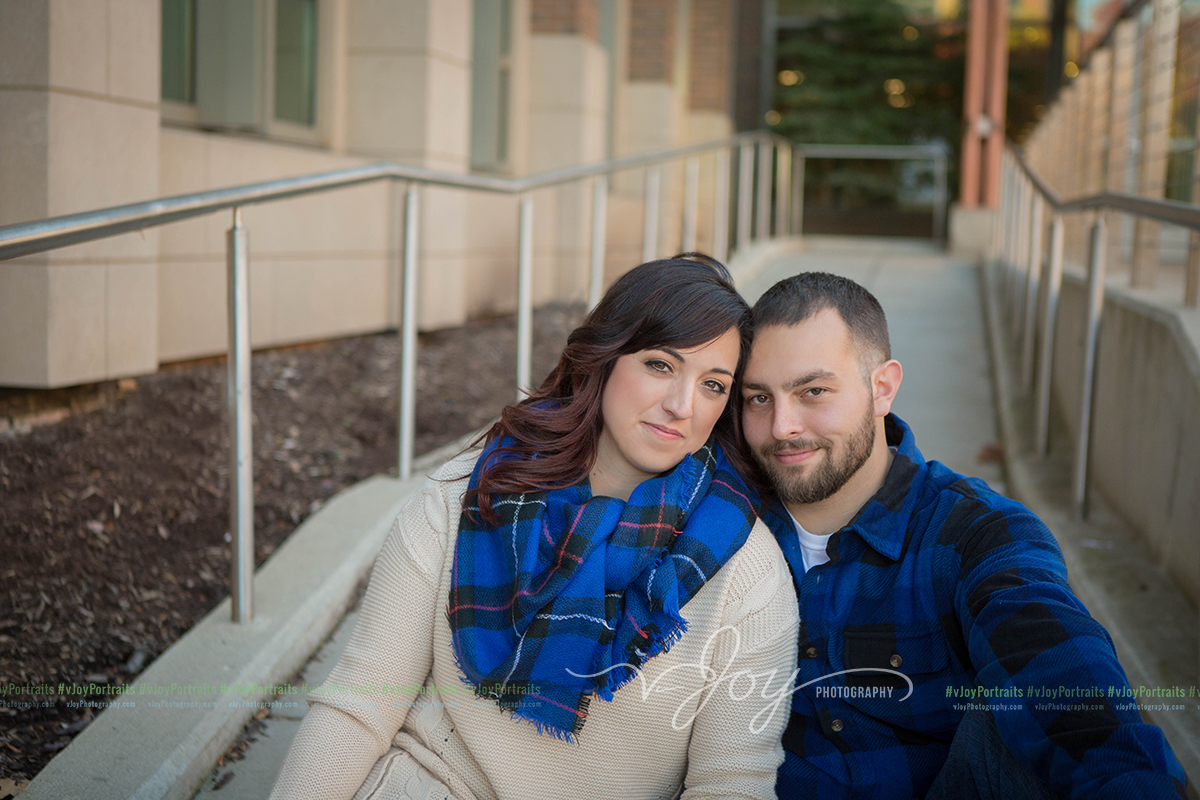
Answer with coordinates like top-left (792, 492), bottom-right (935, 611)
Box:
top-left (871, 360), bottom-right (903, 417)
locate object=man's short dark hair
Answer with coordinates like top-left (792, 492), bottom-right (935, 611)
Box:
top-left (751, 272), bottom-right (891, 372)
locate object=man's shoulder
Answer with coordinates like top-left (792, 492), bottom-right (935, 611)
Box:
top-left (881, 416), bottom-right (1036, 533)
top-left (907, 459), bottom-right (1058, 555)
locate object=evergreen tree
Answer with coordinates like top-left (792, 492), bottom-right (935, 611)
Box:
top-left (773, 0), bottom-right (964, 209)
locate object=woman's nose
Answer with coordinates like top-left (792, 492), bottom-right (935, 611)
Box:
top-left (661, 381), bottom-right (694, 419)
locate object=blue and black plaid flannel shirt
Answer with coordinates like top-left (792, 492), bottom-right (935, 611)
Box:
top-left (764, 415), bottom-right (1185, 799)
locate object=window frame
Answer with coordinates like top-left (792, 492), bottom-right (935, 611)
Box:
top-left (159, 0), bottom-right (331, 147)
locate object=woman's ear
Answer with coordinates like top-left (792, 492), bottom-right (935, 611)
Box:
top-left (871, 360), bottom-right (903, 418)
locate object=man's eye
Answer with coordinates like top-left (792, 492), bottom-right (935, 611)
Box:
top-left (807, 388), bottom-right (827, 397)
top-left (744, 394), bottom-right (768, 406)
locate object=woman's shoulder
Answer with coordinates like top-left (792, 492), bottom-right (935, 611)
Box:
top-left (715, 517), bottom-right (795, 618)
top-left (412, 446), bottom-right (482, 512)
top-left (386, 446), bottom-right (483, 567)
top-left (425, 445), bottom-right (484, 491)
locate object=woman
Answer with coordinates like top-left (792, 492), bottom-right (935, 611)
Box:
top-left (269, 256), bottom-right (799, 800)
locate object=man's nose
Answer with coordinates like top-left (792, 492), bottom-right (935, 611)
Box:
top-left (771, 402), bottom-right (805, 441)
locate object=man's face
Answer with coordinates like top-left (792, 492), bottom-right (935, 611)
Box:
top-left (741, 309), bottom-right (880, 505)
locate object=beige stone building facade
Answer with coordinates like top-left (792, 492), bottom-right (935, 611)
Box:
top-left (0, 0), bottom-right (743, 388)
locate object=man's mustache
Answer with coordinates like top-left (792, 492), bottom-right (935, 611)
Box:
top-left (758, 437), bottom-right (833, 457)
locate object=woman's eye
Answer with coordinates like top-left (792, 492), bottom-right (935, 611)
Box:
top-left (645, 359), bottom-right (671, 373)
top-left (703, 380), bottom-right (728, 395)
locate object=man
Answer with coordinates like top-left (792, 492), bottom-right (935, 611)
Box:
top-left (741, 272), bottom-right (1185, 799)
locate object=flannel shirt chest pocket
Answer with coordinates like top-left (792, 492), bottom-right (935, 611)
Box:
top-left (838, 623), bottom-right (954, 728)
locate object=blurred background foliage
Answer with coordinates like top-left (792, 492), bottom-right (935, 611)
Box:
top-left (771, 0), bottom-right (1051, 234)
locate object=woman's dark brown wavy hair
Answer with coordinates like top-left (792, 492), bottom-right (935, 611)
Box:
top-left (464, 253), bottom-right (758, 523)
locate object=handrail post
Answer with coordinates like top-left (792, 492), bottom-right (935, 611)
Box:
top-left (398, 183), bottom-right (419, 479)
top-left (756, 139), bottom-right (772, 239)
top-left (1073, 218), bottom-right (1107, 519)
top-left (1035, 215), bottom-right (1064, 457)
top-left (1011, 177), bottom-right (1031, 328)
top-left (226, 207), bottom-right (253, 624)
top-left (1020, 192), bottom-right (1044, 393)
top-left (682, 156), bottom-right (699, 253)
top-left (589, 175), bottom-right (608, 310)
top-left (932, 151), bottom-right (947, 245)
top-left (793, 149), bottom-right (805, 239)
top-left (1001, 166), bottom-right (1014, 298)
top-left (1007, 172), bottom-right (1025, 309)
top-left (1187, 229), bottom-right (1200, 308)
top-left (1004, 159), bottom-right (1017, 276)
top-left (713, 148), bottom-right (731, 263)
top-left (737, 143), bottom-right (754, 250)
top-left (775, 144), bottom-right (791, 237)
top-left (517, 194), bottom-right (534, 400)
top-left (643, 165), bottom-right (661, 262)
top-left (1022, 194), bottom-right (1041, 393)
top-left (997, 157), bottom-right (1008, 264)
top-left (993, 155), bottom-right (1008, 263)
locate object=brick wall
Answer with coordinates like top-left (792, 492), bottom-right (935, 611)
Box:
top-left (690, 0), bottom-right (731, 111)
top-left (629, 0), bottom-right (676, 81)
top-left (531, 0), bottom-right (599, 41)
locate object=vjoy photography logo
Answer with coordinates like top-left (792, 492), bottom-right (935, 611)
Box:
top-left (569, 626), bottom-right (914, 732)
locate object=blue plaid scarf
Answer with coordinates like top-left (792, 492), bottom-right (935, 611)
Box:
top-left (447, 437), bottom-right (757, 740)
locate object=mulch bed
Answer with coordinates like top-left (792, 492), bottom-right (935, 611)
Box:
top-left (0, 303), bottom-right (585, 783)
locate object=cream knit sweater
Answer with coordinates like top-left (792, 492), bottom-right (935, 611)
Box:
top-left (269, 451), bottom-right (799, 800)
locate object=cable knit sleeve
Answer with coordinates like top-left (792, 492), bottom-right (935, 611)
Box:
top-left (267, 455), bottom-right (472, 800)
top-left (681, 520), bottom-right (800, 799)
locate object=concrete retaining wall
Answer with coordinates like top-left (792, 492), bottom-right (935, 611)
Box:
top-left (1048, 271), bottom-right (1200, 604)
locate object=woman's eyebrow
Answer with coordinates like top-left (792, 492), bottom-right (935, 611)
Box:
top-left (660, 346), bottom-right (685, 361)
top-left (659, 346), bottom-right (734, 377)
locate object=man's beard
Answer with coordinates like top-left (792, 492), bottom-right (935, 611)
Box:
top-left (754, 401), bottom-right (877, 505)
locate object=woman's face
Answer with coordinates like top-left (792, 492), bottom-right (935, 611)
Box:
top-left (591, 327), bottom-right (741, 499)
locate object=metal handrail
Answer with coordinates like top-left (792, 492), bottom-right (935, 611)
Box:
top-left (1009, 145), bottom-right (1200, 230)
top-left (1, 132), bottom-right (944, 623)
top-left (999, 143), bottom-right (1200, 525)
top-left (0, 132), bottom-right (784, 261)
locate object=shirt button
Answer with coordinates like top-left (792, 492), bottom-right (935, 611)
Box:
top-left (831, 718), bottom-right (844, 732)
top-left (805, 647), bottom-right (818, 659)
top-left (889, 654), bottom-right (903, 668)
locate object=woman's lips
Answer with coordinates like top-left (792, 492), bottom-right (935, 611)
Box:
top-left (644, 422), bottom-right (684, 441)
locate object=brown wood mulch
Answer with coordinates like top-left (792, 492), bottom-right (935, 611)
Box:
top-left (0, 303), bottom-right (585, 783)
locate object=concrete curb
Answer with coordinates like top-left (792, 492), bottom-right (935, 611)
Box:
top-left (19, 433), bottom-right (478, 800)
top-left (979, 260), bottom-right (1200, 783)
